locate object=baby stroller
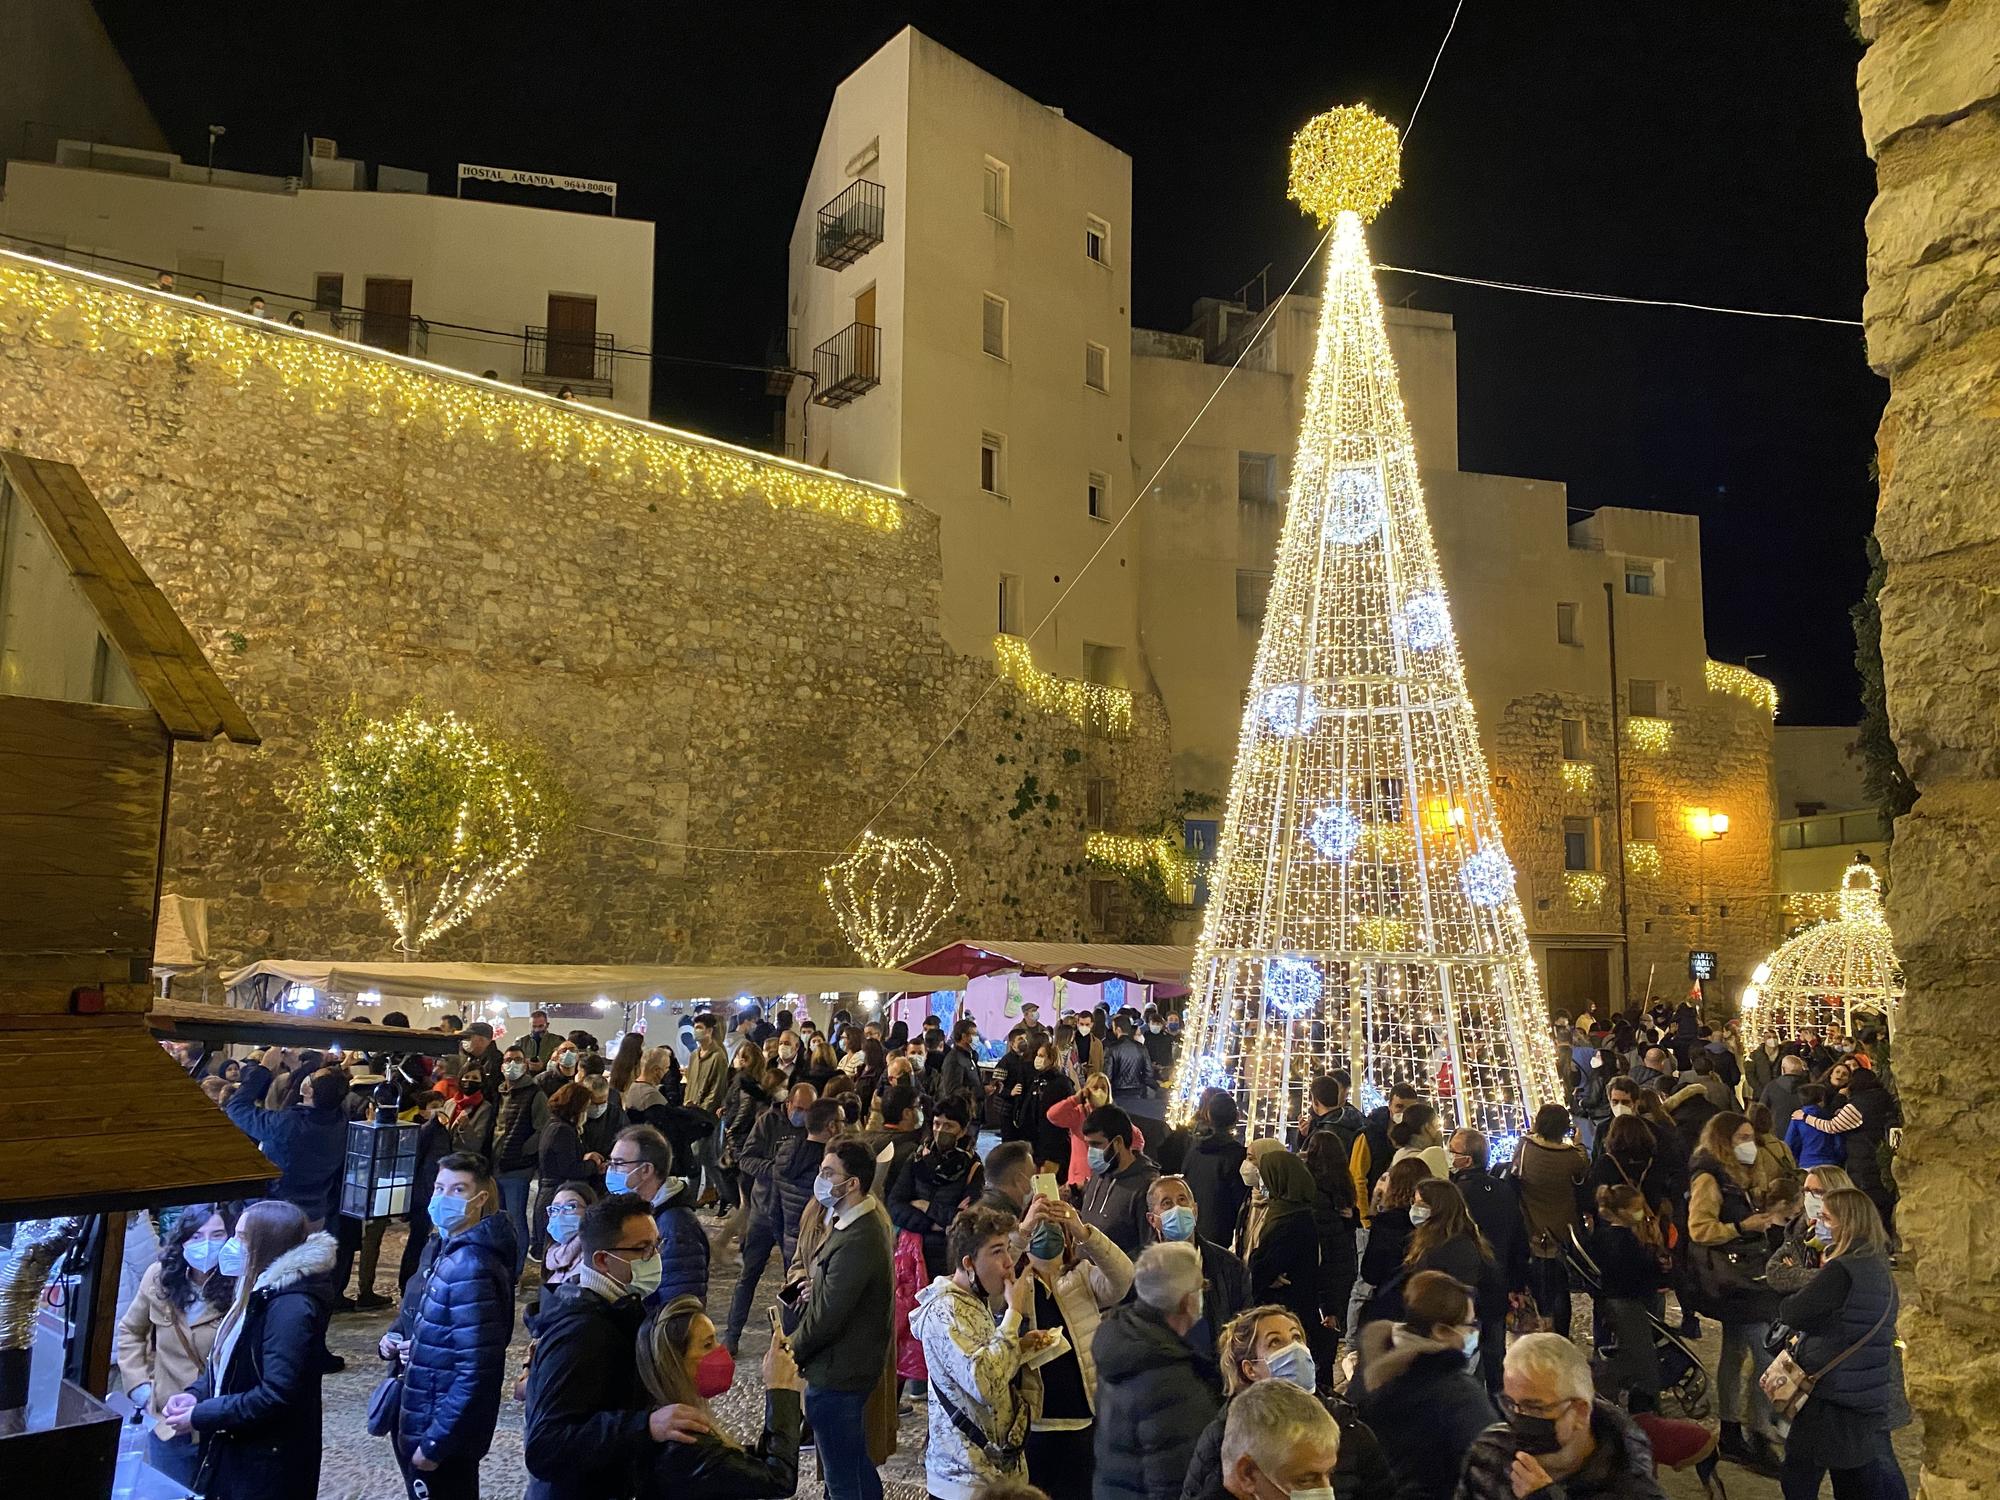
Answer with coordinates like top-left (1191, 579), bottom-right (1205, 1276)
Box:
top-left (1565, 1228), bottom-right (1711, 1421)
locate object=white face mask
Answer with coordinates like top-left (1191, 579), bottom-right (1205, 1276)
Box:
top-left (1803, 1190), bottom-right (1824, 1223)
top-left (1733, 1139), bottom-right (1760, 1165)
top-left (1239, 1159), bottom-right (1261, 1188)
top-left (1407, 1202), bottom-right (1433, 1225)
top-left (1611, 1103), bottom-right (1635, 1117)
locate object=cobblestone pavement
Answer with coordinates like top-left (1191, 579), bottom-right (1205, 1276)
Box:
top-left (309, 1216), bottom-right (1921, 1500)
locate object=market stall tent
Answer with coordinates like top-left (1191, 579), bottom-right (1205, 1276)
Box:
top-left (893, 940), bottom-right (1194, 1038)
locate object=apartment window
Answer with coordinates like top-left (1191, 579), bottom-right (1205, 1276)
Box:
top-left (1087, 472), bottom-right (1110, 521)
top-left (846, 137), bottom-right (880, 177)
top-left (1087, 776), bottom-right (1120, 830)
top-left (1560, 717), bottom-right (1587, 760)
top-left (1084, 341), bottom-right (1109, 392)
top-left (1556, 601), bottom-right (1581, 646)
top-left (982, 293), bottom-right (1008, 359)
top-left (1088, 878), bottom-right (1119, 932)
top-left (1625, 559), bottom-right (1657, 596)
top-left (1238, 452), bottom-right (1276, 504)
top-left (1563, 816), bottom-right (1597, 872)
top-left (1630, 800), bottom-right (1660, 842)
top-left (982, 155), bottom-right (1011, 222)
top-left (1085, 215), bottom-right (1109, 264)
top-left (313, 272), bottom-right (344, 311)
top-left (998, 573), bottom-right (1022, 635)
top-left (1084, 642), bottom-right (1125, 690)
top-left (980, 431), bottom-right (1008, 496)
top-left (1628, 678), bottom-right (1660, 717)
top-left (1236, 569), bottom-right (1273, 623)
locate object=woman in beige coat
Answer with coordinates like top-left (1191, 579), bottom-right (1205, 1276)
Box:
top-left (115, 1203), bottom-right (236, 1485)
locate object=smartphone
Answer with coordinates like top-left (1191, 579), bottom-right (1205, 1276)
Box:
top-left (778, 1278), bottom-right (804, 1308)
top-left (767, 1305), bottom-right (786, 1339)
top-left (1032, 1172), bottom-right (1060, 1203)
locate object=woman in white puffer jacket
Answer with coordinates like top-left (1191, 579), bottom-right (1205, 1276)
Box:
top-left (911, 1204), bottom-right (1044, 1500)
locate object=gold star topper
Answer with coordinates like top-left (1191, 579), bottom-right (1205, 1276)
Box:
top-left (1289, 104), bottom-right (1402, 226)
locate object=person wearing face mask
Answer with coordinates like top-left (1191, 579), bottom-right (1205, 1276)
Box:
top-left (115, 1202), bottom-right (237, 1484)
top-left (606, 1123), bottom-right (708, 1312)
top-left (524, 1194), bottom-right (709, 1500)
top-left (912, 1205), bottom-right (1037, 1500)
top-left (1350, 1272), bottom-right (1497, 1500)
top-left (1686, 1112), bottom-right (1790, 1471)
top-left (890, 1097), bottom-right (983, 1277)
top-left (1182, 1090), bottom-right (1250, 1250)
top-left (540, 1181), bottom-right (600, 1288)
top-left (1247, 1150), bottom-right (1332, 1379)
top-left (938, 1017), bottom-right (987, 1118)
top-left (1142, 1006), bottom-right (1178, 1076)
top-left (1105, 1014), bottom-right (1162, 1141)
top-left (636, 1293), bottom-right (804, 1499)
top-left (1146, 1175), bottom-right (1250, 1366)
top-left (1091, 1241), bottom-right (1222, 1500)
top-left (1048, 1072), bottom-right (1149, 1188)
top-left (724, 1098), bottom-right (836, 1349)
top-left (457, 1020), bottom-right (505, 1095)
top-left (792, 1138), bottom-right (896, 1500)
top-left (993, 1030), bottom-right (1040, 1142)
top-left (1077, 1106), bottom-right (1163, 1258)
top-left (449, 1072), bottom-right (499, 1163)
top-left (377, 1153), bottom-right (517, 1497)
top-left (721, 1083), bottom-right (817, 1346)
top-left (392, 1091), bottom-right (454, 1292)
top-left (1022, 1041), bottom-right (1077, 1173)
top-left (1216, 1378), bottom-right (1347, 1500)
top-left (1182, 1306), bottom-right (1393, 1500)
top-left (539, 1042), bottom-right (583, 1097)
top-left (1788, 1067), bottom-right (1899, 1239)
top-left (1013, 1194), bottom-right (1134, 1500)
top-left (1457, 1333), bottom-right (1665, 1500)
top-left (1066, 1012), bottom-right (1106, 1082)
top-left (158, 1200), bottom-right (337, 1500)
top-left (489, 1045), bottom-right (552, 1278)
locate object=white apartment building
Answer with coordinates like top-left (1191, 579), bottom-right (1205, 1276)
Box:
top-left (783, 28), bottom-right (1138, 682)
top-left (0, 140), bottom-right (656, 417)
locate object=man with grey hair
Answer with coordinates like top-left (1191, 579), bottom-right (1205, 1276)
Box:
top-left (1219, 1378), bottom-right (1340, 1500)
top-left (1759, 1053), bottom-right (1810, 1123)
top-left (1447, 1126), bottom-right (1525, 1393)
top-left (1456, 1333), bottom-right (1664, 1500)
top-left (1092, 1242), bottom-right (1219, 1500)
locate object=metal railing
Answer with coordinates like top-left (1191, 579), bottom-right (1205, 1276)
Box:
top-left (522, 326), bottom-right (614, 395)
top-left (813, 322), bottom-right (881, 406)
top-left (1778, 808), bottom-right (1891, 851)
top-left (815, 179), bottom-right (886, 269)
top-left (331, 308), bottom-right (430, 358)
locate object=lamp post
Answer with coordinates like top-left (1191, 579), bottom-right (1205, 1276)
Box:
top-left (1688, 807), bottom-right (1730, 1011)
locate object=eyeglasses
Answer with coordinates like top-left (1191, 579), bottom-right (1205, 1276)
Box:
top-left (607, 1158), bottom-right (644, 1171)
top-left (606, 1243), bottom-right (659, 1258)
top-left (1499, 1394), bottom-right (1577, 1420)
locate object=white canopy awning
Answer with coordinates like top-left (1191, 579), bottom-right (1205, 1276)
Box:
top-left (221, 959), bottom-right (966, 1009)
top-left (905, 941), bottom-right (1195, 987)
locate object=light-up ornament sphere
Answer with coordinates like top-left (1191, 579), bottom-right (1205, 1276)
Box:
top-left (1256, 684), bottom-right (1323, 738)
top-left (1459, 846), bottom-right (1517, 909)
top-left (1396, 591), bottom-right (1451, 652)
top-left (1307, 803), bottom-right (1364, 863)
top-left (1265, 955), bottom-right (1324, 1018)
top-left (1288, 104), bottom-right (1403, 226)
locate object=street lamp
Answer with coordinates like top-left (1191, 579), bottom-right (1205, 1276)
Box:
top-left (1686, 808), bottom-right (1731, 1009)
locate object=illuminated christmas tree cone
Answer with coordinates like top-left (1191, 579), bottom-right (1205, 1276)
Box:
top-left (1170, 106), bottom-right (1563, 1157)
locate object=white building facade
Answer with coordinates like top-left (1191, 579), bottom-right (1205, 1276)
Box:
top-left (0, 141), bottom-right (655, 417)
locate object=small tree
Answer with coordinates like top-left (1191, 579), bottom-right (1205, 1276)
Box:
top-left (1850, 534), bottom-right (1917, 835)
top-left (286, 699), bottom-right (568, 953)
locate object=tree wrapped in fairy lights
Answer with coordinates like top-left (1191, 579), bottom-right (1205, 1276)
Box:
top-left (1169, 106), bottom-right (1562, 1154)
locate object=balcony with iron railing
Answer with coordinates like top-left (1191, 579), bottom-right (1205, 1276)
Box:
top-left (522, 326), bottom-right (615, 396)
top-left (815, 179), bottom-right (886, 269)
top-left (813, 322), bottom-right (881, 406)
top-left (330, 308), bottom-right (430, 359)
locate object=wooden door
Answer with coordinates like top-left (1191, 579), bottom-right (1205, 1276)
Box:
top-left (546, 293), bottom-right (598, 379)
top-left (361, 277), bottom-right (413, 351)
top-left (853, 286), bottom-right (878, 377)
top-left (1545, 947), bottom-right (1611, 1019)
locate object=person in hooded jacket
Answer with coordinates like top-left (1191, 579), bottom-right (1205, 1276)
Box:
top-left (116, 1202), bottom-right (236, 1485)
top-left (636, 1294), bottom-right (803, 1500)
top-left (1025, 1040), bottom-right (1078, 1174)
top-left (1247, 1150), bottom-right (1330, 1374)
top-left (492, 1046), bottom-right (551, 1278)
top-left (890, 1097), bottom-right (984, 1278)
top-left (1180, 1090), bottom-right (1251, 1249)
top-left (1351, 1271), bottom-right (1496, 1500)
top-left (1078, 1106), bottom-right (1162, 1258)
top-left (1775, 1189), bottom-right (1907, 1500)
top-left (913, 1205), bottom-right (1037, 1500)
top-left (380, 1153), bottom-right (518, 1498)
top-left (1455, 1334), bottom-right (1664, 1500)
top-left (158, 1201), bottom-right (337, 1500)
top-left (224, 1052), bottom-right (349, 1230)
top-left (1180, 1305), bottom-right (1395, 1500)
top-left (1091, 1241), bottom-right (1221, 1500)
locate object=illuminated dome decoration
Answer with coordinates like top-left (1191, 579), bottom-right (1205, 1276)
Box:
top-left (1171, 104), bottom-right (1562, 1144)
top-left (1742, 858), bottom-right (1903, 1038)
top-left (1288, 105), bottom-right (1403, 226)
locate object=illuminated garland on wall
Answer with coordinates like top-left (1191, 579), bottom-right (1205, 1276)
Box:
top-left (993, 634), bottom-right (1135, 735)
top-left (1168, 106), bottom-right (1562, 1145)
top-left (1564, 871), bottom-right (1608, 908)
top-left (0, 252), bottom-right (905, 532)
top-left (1626, 717), bottom-right (1673, 754)
top-left (1086, 831), bottom-right (1199, 905)
top-left (1743, 859), bottom-right (1901, 1036)
top-left (822, 832), bottom-right (958, 968)
top-left (1561, 760), bottom-right (1596, 795)
top-left (1706, 658), bottom-right (1779, 717)
top-left (1625, 841), bottom-right (1662, 878)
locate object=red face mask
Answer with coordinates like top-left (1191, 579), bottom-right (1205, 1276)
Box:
top-left (695, 1345), bottom-right (736, 1399)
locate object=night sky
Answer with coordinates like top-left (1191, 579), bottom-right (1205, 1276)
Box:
top-left (93, 2), bottom-right (1883, 724)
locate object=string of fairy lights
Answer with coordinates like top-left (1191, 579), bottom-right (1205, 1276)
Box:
top-left (1168, 105), bottom-right (1563, 1150)
top-left (1743, 859), bottom-right (1902, 1039)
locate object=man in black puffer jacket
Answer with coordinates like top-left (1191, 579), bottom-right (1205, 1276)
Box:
top-left (1180, 1091), bottom-right (1249, 1250)
top-left (524, 1194), bottom-right (706, 1500)
top-left (606, 1125), bottom-right (708, 1312)
top-left (1455, 1334), bottom-right (1663, 1500)
top-left (383, 1152), bottom-right (517, 1498)
top-left (1093, 1242), bottom-right (1220, 1500)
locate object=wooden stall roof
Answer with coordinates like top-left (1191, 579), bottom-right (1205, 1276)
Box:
top-left (149, 998), bottom-right (464, 1056)
top-left (0, 450), bottom-right (259, 745)
top-left (0, 1018), bottom-right (275, 1218)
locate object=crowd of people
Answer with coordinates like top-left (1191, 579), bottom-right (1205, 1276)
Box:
top-left (119, 996), bottom-right (1909, 1500)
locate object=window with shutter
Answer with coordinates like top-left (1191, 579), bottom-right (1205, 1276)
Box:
top-left (982, 294), bottom-right (1007, 359)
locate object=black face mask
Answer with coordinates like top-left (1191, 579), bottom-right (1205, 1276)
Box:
top-left (1507, 1409), bottom-right (1566, 1456)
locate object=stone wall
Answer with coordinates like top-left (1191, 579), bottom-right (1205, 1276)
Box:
top-left (1492, 684), bottom-right (1776, 1010)
top-left (1857, 0), bottom-right (2000, 1491)
top-left (0, 256), bottom-right (1169, 968)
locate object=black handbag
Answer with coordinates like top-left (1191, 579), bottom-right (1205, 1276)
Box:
top-left (367, 1348), bottom-right (405, 1438)
top-left (1688, 1237), bottom-right (1769, 1302)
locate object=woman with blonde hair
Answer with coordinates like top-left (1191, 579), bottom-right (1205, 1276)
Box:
top-left (1045, 1071), bottom-right (1145, 1187)
top-left (636, 1293), bottom-right (804, 1498)
top-left (1688, 1111), bottom-right (1790, 1469)
top-left (1773, 1189), bottom-right (1907, 1500)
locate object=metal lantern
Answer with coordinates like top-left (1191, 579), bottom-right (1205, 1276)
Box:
top-left (340, 1116), bottom-right (420, 1221)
